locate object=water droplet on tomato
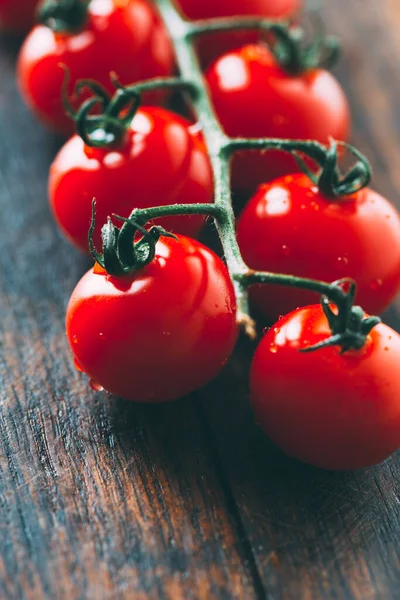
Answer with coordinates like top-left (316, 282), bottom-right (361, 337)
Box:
top-left (300, 204), bottom-right (306, 210)
top-left (273, 114), bottom-right (286, 126)
top-left (269, 344), bottom-right (278, 354)
top-left (221, 357), bottom-right (228, 367)
top-left (273, 327), bottom-right (281, 334)
top-left (99, 332), bottom-right (106, 341)
top-left (89, 380), bottom-right (104, 392)
top-left (263, 327), bottom-right (270, 334)
top-left (72, 335), bottom-right (78, 344)
top-left (74, 359), bottom-right (84, 373)
top-left (281, 245), bottom-right (291, 256)
top-left (336, 256), bottom-right (349, 270)
top-left (370, 279), bottom-right (383, 291)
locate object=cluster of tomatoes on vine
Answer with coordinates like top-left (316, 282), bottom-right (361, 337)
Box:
top-left (4, 0), bottom-right (400, 471)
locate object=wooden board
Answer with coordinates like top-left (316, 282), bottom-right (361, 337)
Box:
top-left (0, 0), bottom-right (399, 598)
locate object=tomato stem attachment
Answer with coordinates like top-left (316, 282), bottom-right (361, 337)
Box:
top-left (268, 20), bottom-right (340, 74)
top-left (89, 201), bottom-right (178, 276)
top-left (60, 67), bottom-right (194, 148)
top-left (189, 15), bottom-right (339, 74)
top-left (226, 137), bottom-right (372, 197)
top-left (37, 0), bottom-right (90, 33)
top-left (300, 281), bottom-right (382, 353)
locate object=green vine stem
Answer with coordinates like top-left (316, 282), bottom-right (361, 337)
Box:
top-left (188, 16), bottom-right (284, 36)
top-left (90, 0), bottom-right (377, 345)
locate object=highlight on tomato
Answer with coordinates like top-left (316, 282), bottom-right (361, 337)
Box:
top-left (250, 300), bottom-right (400, 471)
top-left (176, 0), bottom-right (301, 66)
top-left (49, 78), bottom-right (213, 252)
top-left (66, 215), bottom-right (238, 402)
top-left (206, 25), bottom-right (350, 195)
top-left (17, 0), bottom-right (174, 134)
top-left (237, 142), bottom-right (400, 320)
top-left (0, 0), bottom-right (39, 33)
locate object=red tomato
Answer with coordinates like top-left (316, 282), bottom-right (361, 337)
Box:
top-left (66, 235), bottom-right (238, 402)
top-left (206, 45), bottom-right (350, 195)
top-left (237, 173), bottom-right (400, 320)
top-left (17, 0), bottom-right (174, 134)
top-left (49, 107), bottom-right (214, 252)
top-left (178, 0), bottom-right (300, 19)
top-left (0, 0), bottom-right (38, 33)
top-left (250, 304), bottom-right (400, 470)
top-left (176, 0), bottom-right (301, 66)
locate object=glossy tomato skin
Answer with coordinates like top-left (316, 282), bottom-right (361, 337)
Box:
top-left (17, 0), bottom-right (174, 134)
top-left (177, 0), bottom-right (300, 19)
top-left (206, 45), bottom-right (350, 195)
top-left (237, 173), bottom-right (400, 319)
top-left (250, 305), bottom-right (400, 470)
top-left (0, 0), bottom-right (39, 33)
top-left (49, 107), bottom-right (214, 252)
top-left (66, 236), bottom-right (238, 402)
top-left (176, 0), bottom-right (301, 67)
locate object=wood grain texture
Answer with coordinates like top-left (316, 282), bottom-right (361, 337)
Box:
top-left (0, 0), bottom-right (400, 598)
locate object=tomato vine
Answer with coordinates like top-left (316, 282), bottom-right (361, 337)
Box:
top-left (83, 0), bottom-right (377, 347)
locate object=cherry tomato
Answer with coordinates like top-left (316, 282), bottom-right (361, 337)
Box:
top-left (176, 0), bottom-right (301, 66)
top-left (206, 45), bottom-right (350, 195)
top-left (66, 235), bottom-right (238, 402)
top-left (250, 304), bottom-right (400, 470)
top-left (49, 107), bottom-right (214, 252)
top-left (0, 0), bottom-right (39, 33)
top-left (237, 173), bottom-right (400, 319)
top-left (17, 0), bottom-right (174, 134)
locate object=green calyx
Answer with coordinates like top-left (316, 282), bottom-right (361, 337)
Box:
top-left (293, 139), bottom-right (372, 198)
top-left (269, 19), bottom-right (340, 76)
top-left (61, 69), bottom-right (140, 148)
top-left (89, 202), bottom-right (177, 277)
top-left (37, 0), bottom-right (90, 33)
top-left (301, 279), bottom-right (381, 354)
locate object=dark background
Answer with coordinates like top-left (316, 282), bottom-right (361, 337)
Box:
top-left (1, 0), bottom-right (400, 598)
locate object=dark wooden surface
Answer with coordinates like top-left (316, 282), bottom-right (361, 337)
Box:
top-left (1, 0), bottom-right (400, 598)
